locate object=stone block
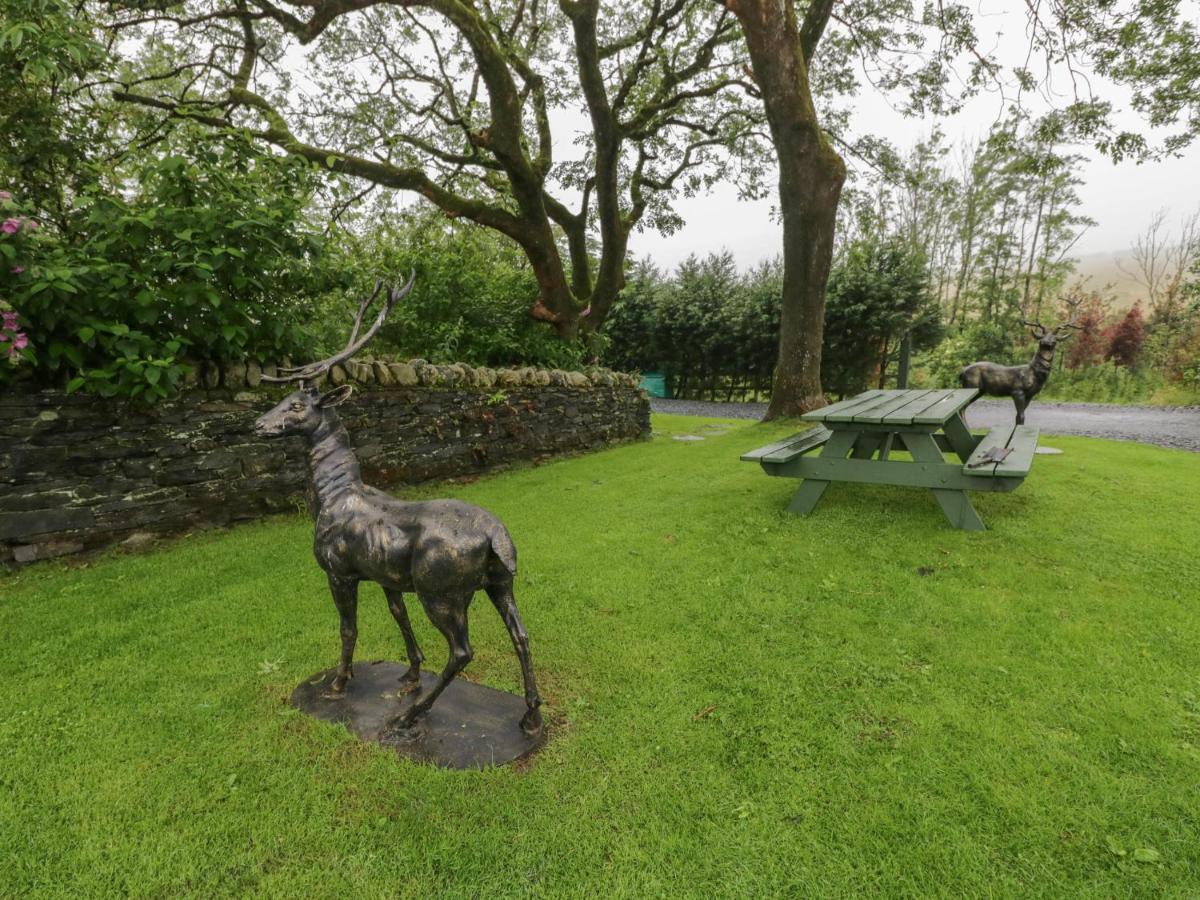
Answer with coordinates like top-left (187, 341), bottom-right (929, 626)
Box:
top-left (389, 363), bottom-right (419, 386)
top-left (13, 540), bottom-right (84, 563)
top-left (373, 361), bottom-right (395, 386)
top-left (0, 507), bottom-right (96, 541)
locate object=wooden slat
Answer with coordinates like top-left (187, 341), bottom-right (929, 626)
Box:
top-left (993, 425), bottom-right (1039, 477)
top-left (824, 391), bottom-right (905, 423)
top-left (880, 389), bottom-right (955, 426)
top-left (962, 426), bottom-right (1013, 475)
top-left (855, 389), bottom-right (939, 424)
top-left (740, 426), bottom-right (832, 462)
top-left (761, 426), bottom-right (833, 463)
top-left (961, 425), bottom-right (1039, 477)
top-left (800, 389), bottom-right (887, 422)
top-left (911, 388), bottom-right (979, 425)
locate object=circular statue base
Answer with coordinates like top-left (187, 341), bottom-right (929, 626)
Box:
top-left (290, 660), bottom-right (544, 769)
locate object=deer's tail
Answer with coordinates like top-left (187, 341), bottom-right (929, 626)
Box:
top-left (488, 526), bottom-right (517, 577)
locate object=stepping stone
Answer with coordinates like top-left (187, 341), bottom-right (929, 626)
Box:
top-left (1035, 446), bottom-right (1063, 455)
top-left (673, 435), bottom-right (705, 442)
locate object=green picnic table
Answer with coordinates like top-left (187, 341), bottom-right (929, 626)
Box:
top-left (741, 388), bottom-right (1040, 531)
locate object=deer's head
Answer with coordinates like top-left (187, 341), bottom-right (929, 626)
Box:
top-left (1023, 318), bottom-right (1079, 352)
top-left (254, 384), bottom-right (353, 437)
top-left (253, 273), bottom-right (414, 440)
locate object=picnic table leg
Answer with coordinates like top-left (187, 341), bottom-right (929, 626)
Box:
top-left (785, 430), bottom-right (858, 516)
top-left (942, 413), bottom-right (982, 463)
top-left (903, 432), bottom-right (986, 531)
top-left (850, 433), bottom-right (884, 459)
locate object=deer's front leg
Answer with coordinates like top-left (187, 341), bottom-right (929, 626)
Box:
top-left (323, 575), bottom-right (359, 699)
top-left (1012, 391), bottom-right (1028, 426)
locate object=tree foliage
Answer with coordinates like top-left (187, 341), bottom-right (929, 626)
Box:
top-left (103, 0), bottom-right (768, 339)
top-left (1, 136), bottom-right (334, 399)
top-left (604, 253), bottom-right (780, 399)
top-left (1106, 303), bottom-right (1148, 369)
top-left (821, 237), bottom-right (940, 398)
top-left (724, 0), bottom-right (1200, 414)
top-left (320, 208), bottom-right (586, 369)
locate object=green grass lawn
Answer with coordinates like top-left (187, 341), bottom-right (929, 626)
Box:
top-left (2, 414), bottom-right (1198, 897)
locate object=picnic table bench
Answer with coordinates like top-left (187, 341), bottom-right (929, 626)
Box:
top-left (741, 388), bottom-right (1039, 531)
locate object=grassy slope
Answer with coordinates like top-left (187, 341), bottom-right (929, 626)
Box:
top-left (1, 415), bottom-right (1198, 897)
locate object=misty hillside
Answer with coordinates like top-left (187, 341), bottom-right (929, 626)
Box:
top-left (1069, 251), bottom-right (1146, 309)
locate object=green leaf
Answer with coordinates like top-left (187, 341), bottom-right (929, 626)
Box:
top-left (1104, 836), bottom-right (1126, 857)
top-left (65, 377), bottom-right (86, 394)
top-left (144, 366), bottom-right (161, 386)
top-left (78, 326), bottom-right (95, 342)
top-left (1132, 848), bottom-right (1160, 863)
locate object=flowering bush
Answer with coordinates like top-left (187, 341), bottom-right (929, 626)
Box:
top-left (0, 190), bottom-right (33, 365)
top-left (0, 136), bottom-right (336, 400)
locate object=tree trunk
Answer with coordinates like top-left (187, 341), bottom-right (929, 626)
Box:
top-left (730, 0), bottom-right (845, 419)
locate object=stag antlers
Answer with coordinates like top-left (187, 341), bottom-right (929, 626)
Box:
top-left (1022, 301), bottom-right (1082, 340)
top-left (262, 272), bottom-right (416, 384)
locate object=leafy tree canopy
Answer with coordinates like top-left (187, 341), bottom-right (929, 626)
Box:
top-left (102, 0), bottom-right (771, 337)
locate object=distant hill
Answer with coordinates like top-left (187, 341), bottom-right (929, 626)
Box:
top-left (1068, 251), bottom-right (1146, 310)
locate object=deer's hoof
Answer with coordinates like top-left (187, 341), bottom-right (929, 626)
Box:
top-left (520, 708), bottom-right (544, 738)
top-left (397, 670), bottom-right (422, 694)
top-left (380, 719), bottom-right (424, 746)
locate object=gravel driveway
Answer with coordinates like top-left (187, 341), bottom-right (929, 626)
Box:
top-left (651, 397), bottom-right (1200, 453)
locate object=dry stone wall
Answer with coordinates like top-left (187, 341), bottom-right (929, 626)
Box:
top-left (0, 360), bottom-right (649, 566)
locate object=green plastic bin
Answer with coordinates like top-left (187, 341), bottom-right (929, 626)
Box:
top-left (639, 372), bottom-right (668, 398)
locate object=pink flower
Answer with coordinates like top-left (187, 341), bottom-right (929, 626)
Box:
top-left (22, 218), bottom-right (37, 230)
top-left (13, 333), bottom-right (28, 350)
top-left (10, 266), bottom-right (23, 274)
top-left (1, 311), bottom-right (16, 330)
top-left (1, 219), bottom-right (18, 234)
top-left (0, 191), bottom-right (11, 202)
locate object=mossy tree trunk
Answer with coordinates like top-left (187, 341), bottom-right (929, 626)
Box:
top-left (726, 0), bottom-right (845, 418)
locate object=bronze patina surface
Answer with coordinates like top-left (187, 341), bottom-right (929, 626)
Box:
top-left (958, 316), bottom-right (1080, 425)
top-left (255, 276), bottom-right (543, 749)
top-left (291, 661), bottom-right (545, 769)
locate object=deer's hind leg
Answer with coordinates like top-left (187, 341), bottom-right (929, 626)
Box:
top-left (388, 593), bottom-right (473, 731)
top-left (383, 587), bottom-right (424, 694)
top-left (323, 575), bottom-right (359, 698)
top-left (486, 581), bottom-right (543, 737)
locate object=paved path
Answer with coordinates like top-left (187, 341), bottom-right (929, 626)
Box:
top-left (651, 397), bottom-right (1200, 452)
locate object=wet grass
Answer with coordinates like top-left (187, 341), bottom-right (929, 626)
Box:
top-left (2, 414), bottom-right (1198, 896)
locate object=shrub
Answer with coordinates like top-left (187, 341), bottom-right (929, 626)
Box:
top-left (924, 321), bottom-right (1013, 388)
top-left (1, 137), bottom-right (333, 399)
top-left (320, 210), bottom-right (586, 370)
top-left (822, 236), bottom-right (940, 397)
top-left (1039, 360), bottom-right (1160, 403)
top-left (1105, 303), bottom-right (1147, 369)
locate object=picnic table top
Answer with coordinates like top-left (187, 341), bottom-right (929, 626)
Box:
top-left (801, 388), bottom-right (979, 428)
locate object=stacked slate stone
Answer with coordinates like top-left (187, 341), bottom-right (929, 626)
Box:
top-left (0, 361), bottom-right (649, 566)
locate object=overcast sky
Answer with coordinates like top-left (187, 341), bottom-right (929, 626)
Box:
top-left (629, 6), bottom-right (1200, 272)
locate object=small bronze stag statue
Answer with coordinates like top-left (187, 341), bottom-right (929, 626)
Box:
top-left (254, 277), bottom-right (543, 740)
top-left (958, 318), bottom-right (1079, 425)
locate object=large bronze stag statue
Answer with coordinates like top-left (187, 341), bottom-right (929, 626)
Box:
top-left (958, 317), bottom-right (1079, 425)
top-left (254, 277), bottom-right (543, 741)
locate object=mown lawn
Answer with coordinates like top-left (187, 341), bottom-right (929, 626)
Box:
top-left (2, 414), bottom-right (1198, 897)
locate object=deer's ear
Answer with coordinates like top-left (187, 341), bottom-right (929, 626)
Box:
top-left (317, 384), bottom-right (354, 408)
